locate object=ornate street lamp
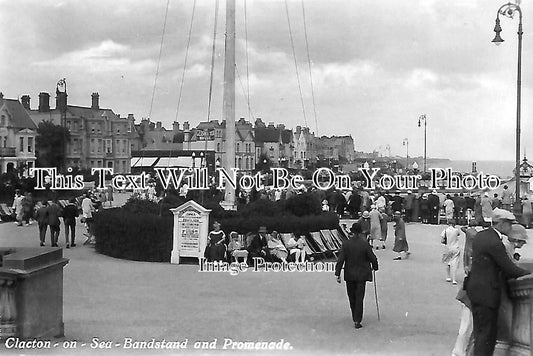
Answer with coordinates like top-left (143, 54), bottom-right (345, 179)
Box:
top-left (492, 2), bottom-right (523, 214)
top-left (418, 114), bottom-right (427, 172)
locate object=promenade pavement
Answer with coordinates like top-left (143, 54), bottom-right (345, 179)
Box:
top-left (1, 204), bottom-right (532, 355)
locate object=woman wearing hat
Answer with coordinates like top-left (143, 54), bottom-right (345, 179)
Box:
top-left (356, 211), bottom-right (371, 242)
top-left (205, 221), bottom-right (226, 263)
top-left (392, 211), bottom-right (410, 260)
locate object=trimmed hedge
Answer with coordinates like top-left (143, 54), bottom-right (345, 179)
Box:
top-left (93, 208), bottom-right (173, 262)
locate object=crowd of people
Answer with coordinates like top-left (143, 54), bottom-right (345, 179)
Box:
top-left (7, 188), bottom-right (113, 248)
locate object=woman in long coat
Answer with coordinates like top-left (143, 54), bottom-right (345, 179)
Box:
top-left (369, 206), bottom-right (382, 248)
top-left (392, 211), bottom-right (409, 260)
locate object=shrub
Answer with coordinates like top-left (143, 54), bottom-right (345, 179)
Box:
top-left (93, 208), bottom-right (173, 262)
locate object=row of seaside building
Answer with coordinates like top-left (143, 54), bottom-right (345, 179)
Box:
top-left (0, 88), bottom-right (355, 175)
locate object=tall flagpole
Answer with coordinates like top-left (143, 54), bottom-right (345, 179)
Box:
top-left (221, 0), bottom-right (236, 210)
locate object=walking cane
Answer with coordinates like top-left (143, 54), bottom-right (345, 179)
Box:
top-left (372, 269), bottom-right (381, 321)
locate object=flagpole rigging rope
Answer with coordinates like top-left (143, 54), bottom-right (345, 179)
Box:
top-left (148, 0), bottom-right (171, 119)
top-left (207, 0), bottom-right (219, 121)
top-left (175, 0), bottom-right (197, 122)
top-left (284, 0), bottom-right (308, 128)
top-left (301, 0), bottom-right (318, 135)
top-left (236, 64), bottom-right (256, 120)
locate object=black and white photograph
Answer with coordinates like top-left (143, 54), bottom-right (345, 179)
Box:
top-left (1, 0), bottom-right (533, 355)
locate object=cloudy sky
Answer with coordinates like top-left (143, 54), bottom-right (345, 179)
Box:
top-left (0, 0), bottom-right (531, 161)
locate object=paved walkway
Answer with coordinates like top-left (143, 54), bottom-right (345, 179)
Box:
top-left (1, 209), bottom-right (532, 355)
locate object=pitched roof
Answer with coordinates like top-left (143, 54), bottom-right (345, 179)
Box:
top-left (281, 129), bottom-right (292, 144)
top-left (254, 127), bottom-right (280, 143)
top-left (1, 98), bottom-right (37, 130)
top-left (67, 105), bottom-right (118, 119)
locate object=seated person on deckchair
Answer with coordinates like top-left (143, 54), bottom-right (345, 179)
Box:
top-left (287, 235), bottom-right (307, 262)
top-left (267, 231), bottom-right (288, 263)
top-left (227, 231), bottom-right (248, 263)
top-left (247, 232), bottom-right (268, 264)
top-left (286, 235), bottom-right (303, 262)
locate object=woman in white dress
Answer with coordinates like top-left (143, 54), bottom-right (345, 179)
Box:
top-left (441, 218), bottom-right (461, 285)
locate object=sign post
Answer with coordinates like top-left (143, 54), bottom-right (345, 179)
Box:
top-left (170, 200), bottom-right (211, 264)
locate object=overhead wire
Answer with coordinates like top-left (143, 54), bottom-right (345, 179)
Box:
top-left (148, 0), bottom-right (171, 120)
top-left (301, 0), bottom-right (319, 135)
top-left (244, 0), bottom-right (252, 121)
top-left (284, 0), bottom-right (308, 128)
top-left (207, 0), bottom-right (219, 121)
top-left (175, 0), bottom-right (197, 122)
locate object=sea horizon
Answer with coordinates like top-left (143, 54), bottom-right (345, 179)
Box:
top-left (424, 159), bottom-right (515, 179)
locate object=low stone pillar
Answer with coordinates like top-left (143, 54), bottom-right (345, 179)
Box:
top-left (0, 247), bottom-right (69, 339)
top-left (495, 261), bottom-right (533, 356)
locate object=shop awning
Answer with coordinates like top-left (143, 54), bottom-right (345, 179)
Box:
top-left (131, 157), bottom-right (158, 168)
top-left (154, 157), bottom-right (196, 168)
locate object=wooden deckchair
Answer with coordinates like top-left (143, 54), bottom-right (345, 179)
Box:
top-left (309, 231), bottom-right (337, 258)
top-left (0, 203), bottom-right (13, 215)
top-left (330, 229), bottom-right (347, 246)
top-left (320, 229), bottom-right (341, 250)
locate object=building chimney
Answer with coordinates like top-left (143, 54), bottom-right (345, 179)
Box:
top-left (0, 92), bottom-right (3, 100)
top-left (149, 122), bottom-right (155, 131)
top-left (183, 121), bottom-right (190, 131)
top-left (172, 121), bottom-right (180, 132)
top-left (21, 95), bottom-right (31, 110)
top-left (39, 92), bottom-right (50, 112)
top-left (91, 92), bottom-right (99, 110)
top-left (295, 126), bottom-right (302, 134)
top-left (128, 114), bottom-right (135, 122)
top-left (55, 92), bottom-right (67, 113)
top-left (156, 121), bottom-right (162, 130)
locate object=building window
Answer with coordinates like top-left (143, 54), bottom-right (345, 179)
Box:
top-left (97, 139), bottom-right (102, 153)
top-left (97, 160), bottom-right (102, 167)
top-left (80, 120), bottom-right (84, 130)
top-left (67, 121), bottom-right (71, 130)
top-left (90, 160), bottom-right (94, 168)
top-left (0, 115), bottom-right (5, 126)
top-left (27, 161), bottom-right (33, 170)
top-left (28, 137), bottom-right (33, 153)
top-left (72, 138), bottom-right (78, 153)
top-left (19, 137), bottom-right (24, 152)
top-left (236, 143), bottom-right (240, 152)
top-left (90, 139), bottom-right (95, 153)
top-left (122, 140), bottom-right (126, 153)
top-left (217, 143), bottom-right (221, 152)
top-left (106, 139), bottom-right (112, 153)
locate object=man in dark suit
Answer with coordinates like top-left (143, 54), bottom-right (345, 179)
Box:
top-left (47, 200), bottom-right (62, 247)
top-left (466, 208), bottom-right (530, 355)
top-left (335, 222), bottom-right (379, 329)
top-left (427, 190), bottom-right (440, 224)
